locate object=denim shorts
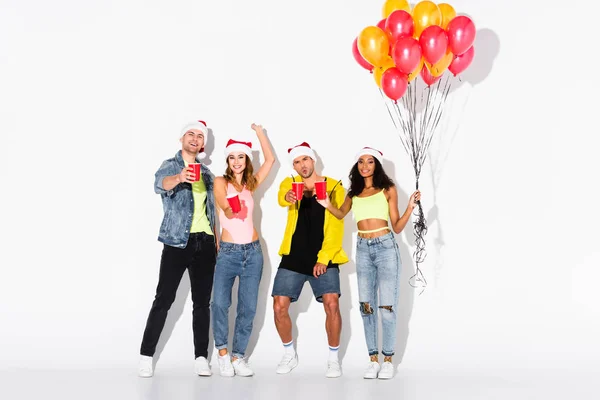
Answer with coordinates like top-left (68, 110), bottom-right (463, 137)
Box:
top-left (271, 267), bottom-right (340, 303)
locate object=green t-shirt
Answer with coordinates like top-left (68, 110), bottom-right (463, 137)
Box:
top-left (184, 161), bottom-right (213, 235)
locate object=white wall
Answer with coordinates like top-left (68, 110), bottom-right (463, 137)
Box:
top-left (1, 0), bottom-right (598, 371)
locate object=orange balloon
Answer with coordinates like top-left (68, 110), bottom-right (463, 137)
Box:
top-left (374, 57), bottom-right (396, 87)
top-left (358, 26), bottom-right (390, 68)
top-left (408, 58), bottom-right (424, 82)
top-left (425, 50), bottom-right (453, 77)
top-left (382, 0), bottom-right (411, 18)
top-left (412, 1), bottom-right (442, 38)
top-left (438, 3), bottom-right (456, 29)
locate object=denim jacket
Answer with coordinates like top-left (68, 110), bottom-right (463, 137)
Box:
top-left (154, 151), bottom-right (216, 248)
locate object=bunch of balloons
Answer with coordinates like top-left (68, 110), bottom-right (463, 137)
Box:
top-left (352, 0), bottom-right (475, 101)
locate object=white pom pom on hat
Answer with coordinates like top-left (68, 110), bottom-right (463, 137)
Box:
top-left (181, 120), bottom-right (208, 160)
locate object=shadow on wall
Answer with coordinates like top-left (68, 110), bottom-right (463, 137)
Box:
top-left (244, 144), bottom-right (280, 360)
top-left (326, 160), bottom-right (356, 365)
top-left (381, 158), bottom-right (415, 368)
top-left (379, 28), bottom-right (500, 287)
top-left (461, 28), bottom-right (500, 87)
top-left (201, 128), bottom-right (216, 168)
top-left (425, 28), bottom-right (500, 285)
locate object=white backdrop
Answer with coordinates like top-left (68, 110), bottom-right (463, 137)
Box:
top-left (1, 0), bottom-right (598, 373)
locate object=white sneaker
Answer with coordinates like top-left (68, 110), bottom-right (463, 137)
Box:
top-left (232, 358), bottom-right (254, 377)
top-left (218, 355), bottom-right (235, 377)
top-left (276, 353), bottom-right (298, 374)
top-left (194, 356), bottom-right (212, 376)
top-left (138, 355), bottom-right (153, 378)
top-left (363, 361), bottom-right (380, 379)
top-left (325, 360), bottom-right (342, 378)
top-left (378, 361), bottom-right (395, 379)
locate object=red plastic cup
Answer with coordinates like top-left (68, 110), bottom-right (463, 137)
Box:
top-left (227, 193), bottom-right (241, 213)
top-left (315, 181), bottom-right (327, 200)
top-left (292, 182), bottom-right (304, 199)
top-left (188, 163), bottom-right (201, 182)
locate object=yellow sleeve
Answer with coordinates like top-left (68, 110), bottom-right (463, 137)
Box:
top-left (278, 177), bottom-right (294, 207)
top-left (317, 179), bottom-right (345, 265)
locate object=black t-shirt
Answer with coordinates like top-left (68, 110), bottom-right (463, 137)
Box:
top-left (279, 188), bottom-right (339, 276)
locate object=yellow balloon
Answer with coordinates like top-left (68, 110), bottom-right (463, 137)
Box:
top-left (374, 57), bottom-right (396, 87)
top-left (408, 58), bottom-right (424, 82)
top-left (358, 26), bottom-right (390, 68)
top-left (412, 1), bottom-right (442, 38)
top-left (382, 0), bottom-right (411, 18)
top-left (438, 3), bottom-right (456, 29)
top-left (425, 51), bottom-right (453, 77)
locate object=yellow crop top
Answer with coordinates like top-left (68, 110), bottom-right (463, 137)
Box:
top-left (351, 190), bottom-right (390, 222)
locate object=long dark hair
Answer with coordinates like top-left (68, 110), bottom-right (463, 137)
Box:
top-left (347, 158), bottom-right (394, 198)
top-left (223, 155), bottom-right (258, 192)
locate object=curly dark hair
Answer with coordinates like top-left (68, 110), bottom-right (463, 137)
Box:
top-left (347, 158), bottom-right (395, 198)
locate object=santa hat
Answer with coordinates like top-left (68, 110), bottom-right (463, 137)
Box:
top-left (180, 120), bottom-right (208, 160)
top-left (288, 142), bottom-right (316, 164)
top-left (355, 147), bottom-right (383, 164)
top-left (224, 139), bottom-right (253, 161)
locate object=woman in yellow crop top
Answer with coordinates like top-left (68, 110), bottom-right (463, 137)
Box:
top-left (318, 147), bottom-right (420, 380)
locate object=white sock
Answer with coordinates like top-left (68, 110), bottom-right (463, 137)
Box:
top-left (283, 340), bottom-right (296, 356)
top-left (328, 345), bottom-right (339, 362)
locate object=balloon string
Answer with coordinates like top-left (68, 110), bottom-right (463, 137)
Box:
top-left (409, 177), bottom-right (428, 293)
top-left (383, 74), bottom-right (454, 294)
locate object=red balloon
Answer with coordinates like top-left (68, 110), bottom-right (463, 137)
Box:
top-left (352, 37), bottom-right (374, 72)
top-left (392, 37), bottom-right (422, 75)
top-left (381, 67), bottom-right (408, 101)
top-left (385, 10), bottom-right (414, 41)
top-left (448, 45), bottom-right (474, 76)
top-left (447, 16), bottom-right (476, 56)
top-left (376, 19), bottom-right (393, 56)
top-left (419, 25), bottom-right (448, 65)
top-left (420, 64), bottom-right (442, 86)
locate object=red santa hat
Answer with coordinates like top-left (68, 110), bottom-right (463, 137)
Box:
top-left (355, 147), bottom-right (383, 164)
top-left (180, 120), bottom-right (208, 160)
top-left (287, 142), bottom-right (316, 164)
top-left (224, 139), bottom-right (253, 161)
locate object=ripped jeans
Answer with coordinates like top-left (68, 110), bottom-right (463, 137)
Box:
top-left (356, 232), bottom-right (401, 357)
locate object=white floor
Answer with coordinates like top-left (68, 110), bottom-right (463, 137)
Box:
top-left (1, 365), bottom-right (597, 400)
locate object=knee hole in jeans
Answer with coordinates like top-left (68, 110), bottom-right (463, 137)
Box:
top-left (360, 302), bottom-right (374, 315)
top-left (379, 305), bottom-right (393, 312)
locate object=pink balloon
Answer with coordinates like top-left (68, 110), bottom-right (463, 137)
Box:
top-left (352, 37), bottom-right (373, 72)
top-left (381, 67), bottom-right (408, 101)
top-left (448, 45), bottom-right (474, 76)
top-left (376, 18), bottom-right (387, 31)
top-left (392, 37), bottom-right (422, 75)
top-left (420, 65), bottom-right (442, 86)
top-left (420, 25), bottom-right (448, 65)
top-left (385, 10), bottom-right (414, 41)
top-left (447, 16), bottom-right (476, 56)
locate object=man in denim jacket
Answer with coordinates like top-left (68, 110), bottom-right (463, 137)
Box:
top-left (138, 120), bottom-right (217, 378)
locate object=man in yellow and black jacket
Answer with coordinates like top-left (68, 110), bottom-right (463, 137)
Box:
top-left (271, 142), bottom-right (349, 378)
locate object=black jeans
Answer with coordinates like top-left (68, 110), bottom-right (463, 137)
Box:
top-left (140, 232), bottom-right (216, 359)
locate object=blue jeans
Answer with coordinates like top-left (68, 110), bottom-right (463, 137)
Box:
top-left (211, 241), bottom-right (263, 359)
top-left (271, 267), bottom-right (341, 303)
top-left (356, 232), bottom-right (401, 357)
